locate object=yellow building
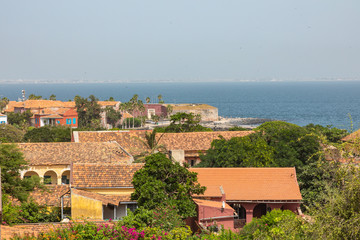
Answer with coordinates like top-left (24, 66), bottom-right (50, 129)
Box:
top-left (17, 142), bottom-right (142, 220)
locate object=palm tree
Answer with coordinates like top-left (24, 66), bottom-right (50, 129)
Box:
top-left (157, 94), bottom-right (163, 103)
top-left (132, 129), bottom-right (167, 162)
top-left (146, 97), bottom-right (150, 104)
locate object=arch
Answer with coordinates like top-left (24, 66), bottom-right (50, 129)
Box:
top-left (230, 203), bottom-right (246, 219)
top-left (43, 170), bottom-right (58, 185)
top-left (253, 203), bottom-right (267, 219)
top-left (23, 171), bottom-right (39, 179)
top-left (61, 170), bottom-right (70, 184)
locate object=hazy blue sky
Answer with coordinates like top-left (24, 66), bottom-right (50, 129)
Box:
top-left (1, 0), bottom-right (359, 82)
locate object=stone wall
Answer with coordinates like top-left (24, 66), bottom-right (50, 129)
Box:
top-left (1, 221), bottom-right (115, 239)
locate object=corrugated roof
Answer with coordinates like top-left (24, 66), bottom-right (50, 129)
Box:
top-left (71, 163), bottom-right (143, 188)
top-left (16, 142), bottom-right (130, 165)
top-left (71, 189), bottom-right (133, 205)
top-left (191, 168), bottom-right (302, 201)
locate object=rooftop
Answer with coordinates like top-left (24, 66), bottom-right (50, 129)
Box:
top-left (71, 163), bottom-right (143, 188)
top-left (191, 168), bottom-right (302, 201)
top-left (16, 142), bottom-right (130, 166)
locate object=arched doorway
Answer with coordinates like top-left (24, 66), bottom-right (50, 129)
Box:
top-left (43, 170), bottom-right (58, 185)
top-left (253, 203), bottom-right (267, 219)
top-left (23, 171), bottom-right (39, 179)
top-left (61, 170), bottom-right (70, 184)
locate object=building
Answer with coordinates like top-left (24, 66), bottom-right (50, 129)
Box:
top-left (0, 113), bottom-right (7, 124)
top-left (169, 104), bottom-right (218, 121)
top-left (72, 130), bottom-right (254, 166)
top-left (191, 168), bottom-right (302, 230)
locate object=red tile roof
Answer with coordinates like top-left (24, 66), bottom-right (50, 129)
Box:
top-left (191, 168), bottom-right (302, 201)
top-left (30, 185), bottom-right (70, 207)
top-left (74, 130), bottom-right (254, 155)
top-left (71, 163), bottom-right (143, 188)
top-left (16, 142), bottom-right (130, 166)
top-left (342, 129), bottom-right (360, 142)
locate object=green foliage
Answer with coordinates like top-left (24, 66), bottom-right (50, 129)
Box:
top-left (28, 94), bottom-right (42, 100)
top-left (2, 194), bottom-right (60, 225)
top-left (121, 117), bottom-right (142, 128)
top-left (156, 112), bottom-right (212, 133)
top-left (241, 209), bottom-right (308, 240)
top-left (304, 123), bottom-right (348, 144)
top-left (0, 96), bottom-right (9, 111)
top-left (197, 134), bottom-right (275, 167)
top-left (7, 110), bottom-right (33, 127)
top-left (105, 106), bottom-right (122, 127)
top-left (49, 94), bottom-right (56, 100)
top-left (74, 95), bottom-right (102, 129)
top-left (23, 126), bottom-right (71, 142)
top-left (121, 205), bottom-right (185, 231)
top-left (304, 165), bottom-right (360, 240)
top-left (131, 153), bottom-right (206, 218)
top-left (0, 144), bottom-right (42, 201)
top-left (0, 124), bottom-right (25, 143)
top-left (255, 121), bottom-right (321, 168)
top-left (228, 126), bottom-right (249, 131)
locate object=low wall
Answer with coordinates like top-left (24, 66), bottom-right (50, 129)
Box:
top-left (1, 221), bottom-right (115, 240)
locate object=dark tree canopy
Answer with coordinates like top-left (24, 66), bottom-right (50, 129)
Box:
top-left (0, 144), bottom-right (42, 201)
top-left (197, 134), bottom-right (275, 167)
top-left (105, 106), bottom-right (122, 127)
top-left (0, 124), bottom-right (25, 143)
top-left (131, 153), bottom-right (206, 218)
top-left (23, 126), bottom-right (71, 142)
top-left (7, 110), bottom-right (33, 127)
top-left (74, 95), bottom-right (102, 129)
top-left (156, 112), bottom-right (212, 133)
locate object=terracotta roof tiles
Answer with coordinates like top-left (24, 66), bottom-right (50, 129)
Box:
top-left (30, 185), bottom-right (70, 207)
top-left (16, 142), bottom-right (130, 166)
top-left (74, 130), bottom-right (254, 155)
top-left (71, 163), bottom-right (143, 188)
top-left (193, 198), bottom-right (234, 210)
top-left (191, 168), bottom-right (302, 201)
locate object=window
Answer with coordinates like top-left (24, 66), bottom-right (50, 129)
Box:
top-left (44, 176), bottom-right (52, 185)
top-left (35, 118), bottom-right (38, 124)
top-left (61, 175), bottom-right (69, 184)
top-left (0, 121), bottom-right (5, 124)
top-left (57, 120), bottom-right (60, 124)
top-left (73, 118), bottom-right (76, 124)
top-left (66, 119), bottom-right (71, 124)
top-left (127, 204), bottom-right (138, 213)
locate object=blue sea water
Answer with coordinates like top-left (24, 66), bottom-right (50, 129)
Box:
top-left (1, 81), bottom-right (360, 130)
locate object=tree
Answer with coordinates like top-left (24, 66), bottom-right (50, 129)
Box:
top-left (131, 153), bottom-right (206, 218)
top-left (197, 133), bottom-right (275, 168)
top-left (132, 130), bottom-right (167, 162)
top-left (146, 97), bottom-right (150, 103)
top-left (49, 94), bottom-right (56, 100)
top-left (304, 123), bottom-right (348, 144)
top-left (23, 126), bottom-right (71, 142)
top-left (28, 94), bottom-right (42, 100)
top-left (108, 96), bottom-right (115, 101)
top-left (255, 121), bottom-right (321, 168)
top-left (7, 110), bottom-right (33, 128)
top-left (105, 106), bottom-right (122, 128)
top-left (157, 94), bottom-right (164, 103)
top-left (0, 144), bottom-right (42, 202)
top-left (156, 112), bottom-right (212, 133)
top-left (74, 95), bottom-right (102, 129)
top-left (0, 124), bottom-right (25, 143)
top-left (0, 97), bottom-right (9, 111)
top-left (166, 104), bottom-right (173, 118)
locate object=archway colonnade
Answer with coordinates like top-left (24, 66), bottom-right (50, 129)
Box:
top-left (21, 169), bottom-right (71, 185)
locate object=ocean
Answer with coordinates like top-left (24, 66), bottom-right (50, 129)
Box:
top-left (1, 81), bottom-right (360, 130)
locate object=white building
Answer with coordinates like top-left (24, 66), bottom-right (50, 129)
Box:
top-left (0, 114), bottom-right (7, 124)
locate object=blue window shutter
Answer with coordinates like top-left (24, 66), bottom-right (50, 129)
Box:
top-left (73, 118), bottom-right (76, 124)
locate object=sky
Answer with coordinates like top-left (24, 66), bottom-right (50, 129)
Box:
top-left (0, 0), bottom-right (360, 82)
